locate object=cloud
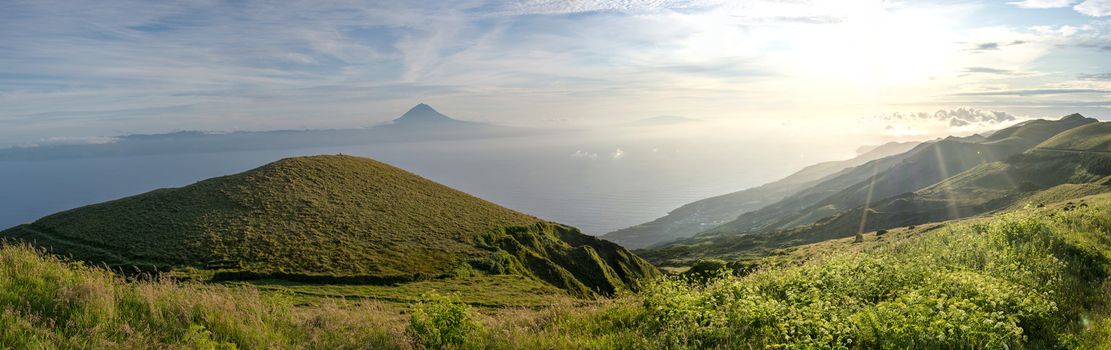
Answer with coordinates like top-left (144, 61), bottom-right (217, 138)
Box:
top-left (1008, 0), bottom-right (1075, 8)
top-left (971, 42), bottom-right (1000, 51)
top-left (487, 0), bottom-right (721, 16)
top-left (1079, 72), bottom-right (1111, 80)
top-left (962, 67), bottom-right (1023, 75)
top-left (880, 108), bottom-right (1019, 125)
top-left (951, 88), bottom-right (1110, 96)
top-left (874, 108), bottom-right (1025, 138)
top-left (1013, 0), bottom-right (1111, 16)
top-left (12, 136), bottom-right (121, 149)
top-left (611, 148), bottom-right (625, 159)
top-left (1030, 25), bottom-right (1080, 36)
top-left (1074, 0), bottom-right (1111, 16)
top-left (570, 150), bottom-right (598, 159)
top-left (964, 40), bottom-right (1028, 52)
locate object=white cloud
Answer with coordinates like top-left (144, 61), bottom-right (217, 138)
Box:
top-left (15, 136), bottom-right (121, 148)
top-left (1007, 0), bottom-right (1111, 17)
top-left (1075, 0), bottom-right (1111, 16)
top-left (611, 148), bottom-right (625, 159)
top-left (570, 150), bottom-right (598, 159)
top-left (875, 107), bottom-right (1022, 135)
top-left (1007, 0), bottom-right (1075, 9)
top-left (489, 0), bottom-right (720, 16)
top-left (880, 108), bottom-right (1019, 124)
top-left (875, 108), bottom-right (1025, 137)
top-left (1030, 24), bottom-right (1080, 36)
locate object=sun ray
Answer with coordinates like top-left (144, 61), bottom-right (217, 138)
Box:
top-left (932, 143), bottom-right (960, 220)
top-left (856, 164), bottom-right (880, 241)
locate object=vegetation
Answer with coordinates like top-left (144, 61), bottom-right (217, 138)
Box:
top-left (407, 293), bottom-right (485, 349)
top-left (1, 155), bottom-right (658, 297)
top-left (239, 275), bottom-right (570, 308)
top-left (638, 196), bottom-right (1111, 348)
top-left (2, 117), bottom-right (1108, 348)
top-left (0, 243), bottom-right (406, 349)
top-left (702, 114), bottom-right (1095, 238)
top-left (642, 118), bottom-right (1109, 266)
top-left (1036, 121), bottom-right (1111, 152)
top-left (3, 194), bottom-right (1109, 349)
top-left (602, 141), bottom-right (919, 249)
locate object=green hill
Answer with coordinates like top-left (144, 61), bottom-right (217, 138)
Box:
top-left (644, 116), bottom-right (1107, 265)
top-left (703, 114), bottom-right (1096, 237)
top-left (983, 113), bottom-right (1093, 145)
top-left (1034, 121), bottom-right (1111, 152)
top-left (1, 155), bottom-right (657, 297)
top-left (601, 142), bottom-right (919, 249)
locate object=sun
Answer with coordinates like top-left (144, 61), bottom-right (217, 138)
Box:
top-left (786, 3), bottom-right (959, 86)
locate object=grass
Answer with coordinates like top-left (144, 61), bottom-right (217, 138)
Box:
top-left (3, 194), bottom-right (1110, 349)
top-left (600, 142), bottom-right (919, 249)
top-left (0, 243), bottom-right (409, 349)
top-left (238, 275), bottom-right (572, 308)
top-left (698, 114), bottom-right (1095, 242)
top-left (1, 155), bottom-right (659, 297)
top-left (1035, 121), bottom-right (1111, 152)
top-left (5, 155), bottom-right (541, 278)
top-left (632, 194), bottom-right (1111, 348)
top-left (643, 141), bottom-right (1111, 266)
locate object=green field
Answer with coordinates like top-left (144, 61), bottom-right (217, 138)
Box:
top-left (236, 275), bottom-right (574, 308)
top-left (3, 194), bottom-right (1110, 349)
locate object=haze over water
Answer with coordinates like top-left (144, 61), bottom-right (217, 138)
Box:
top-left (0, 127), bottom-right (851, 235)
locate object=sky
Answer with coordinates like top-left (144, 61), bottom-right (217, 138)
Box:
top-left (2, 0), bottom-right (1110, 148)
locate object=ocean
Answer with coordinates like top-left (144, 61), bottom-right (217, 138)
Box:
top-left (0, 129), bottom-right (848, 235)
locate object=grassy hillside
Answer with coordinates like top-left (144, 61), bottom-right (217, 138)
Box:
top-left (644, 119), bottom-right (1108, 266)
top-left (602, 141), bottom-right (919, 249)
top-left (2, 194), bottom-right (1109, 349)
top-left (694, 142), bottom-right (930, 238)
top-left (1036, 121), bottom-right (1111, 152)
top-left (984, 113), bottom-right (1094, 145)
top-left (705, 114), bottom-right (1097, 237)
top-left (643, 150), bottom-right (1110, 266)
top-left (633, 195), bottom-right (1111, 348)
top-left (1, 155), bottom-right (657, 297)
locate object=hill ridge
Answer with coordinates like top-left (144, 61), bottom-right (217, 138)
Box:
top-left (2, 154), bottom-right (658, 297)
top-left (640, 114), bottom-right (1109, 265)
top-left (601, 141), bottom-right (919, 249)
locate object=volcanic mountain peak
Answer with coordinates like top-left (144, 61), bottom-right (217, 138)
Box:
top-left (393, 103), bottom-right (462, 124)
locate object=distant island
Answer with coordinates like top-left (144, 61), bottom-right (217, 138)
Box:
top-left (0, 104), bottom-right (552, 161)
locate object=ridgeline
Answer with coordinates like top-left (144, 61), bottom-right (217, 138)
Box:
top-left (2, 155), bottom-right (657, 297)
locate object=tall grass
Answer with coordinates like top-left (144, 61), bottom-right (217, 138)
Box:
top-left (0, 244), bottom-right (405, 349)
top-left (1, 197), bottom-right (1109, 349)
top-left (637, 203), bottom-right (1111, 348)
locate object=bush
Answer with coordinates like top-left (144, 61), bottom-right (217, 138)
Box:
top-left (635, 206), bottom-right (1111, 348)
top-left (407, 293), bottom-right (483, 349)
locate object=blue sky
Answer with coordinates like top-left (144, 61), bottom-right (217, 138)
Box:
top-left (1, 0), bottom-right (1109, 147)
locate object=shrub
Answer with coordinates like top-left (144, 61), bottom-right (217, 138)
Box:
top-left (635, 205), bottom-right (1111, 348)
top-left (407, 293), bottom-right (483, 349)
top-left (681, 259), bottom-right (729, 281)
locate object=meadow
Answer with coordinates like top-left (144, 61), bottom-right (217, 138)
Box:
top-left (2, 194), bottom-right (1109, 349)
